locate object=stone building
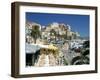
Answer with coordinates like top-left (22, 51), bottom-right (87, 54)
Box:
top-left (26, 21), bottom-right (80, 44)
top-left (41, 22), bottom-right (80, 41)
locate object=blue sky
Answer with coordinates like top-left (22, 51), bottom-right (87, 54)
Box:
top-left (26, 12), bottom-right (89, 37)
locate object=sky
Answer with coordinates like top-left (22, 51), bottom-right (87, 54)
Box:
top-left (26, 12), bottom-right (89, 37)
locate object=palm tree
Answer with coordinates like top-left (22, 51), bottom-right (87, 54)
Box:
top-left (31, 25), bottom-right (41, 44)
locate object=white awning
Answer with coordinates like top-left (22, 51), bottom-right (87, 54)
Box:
top-left (25, 43), bottom-right (40, 54)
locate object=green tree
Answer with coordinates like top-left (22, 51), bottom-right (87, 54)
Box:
top-left (63, 58), bottom-right (68, 65)
top-left (31, 25), bottom-right (41, 44)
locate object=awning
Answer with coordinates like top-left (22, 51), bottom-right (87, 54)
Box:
top-left (25, 43), bottom-right (40, 54)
